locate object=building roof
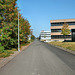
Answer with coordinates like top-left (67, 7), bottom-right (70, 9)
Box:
top-left (40, 30), bottom-right (50, 32)
top-left (50, 19), bottom-right (75, 23)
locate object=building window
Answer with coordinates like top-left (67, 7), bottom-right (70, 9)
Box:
top-left (51, 29), bottom-right (61, 32)
top-left (51, 22), bottom-right (75, 26)
top-left (51, 35), bottom-right (71, 39)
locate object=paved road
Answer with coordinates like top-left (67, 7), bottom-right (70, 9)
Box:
top-left (0, 40), bottom-right (75, 75)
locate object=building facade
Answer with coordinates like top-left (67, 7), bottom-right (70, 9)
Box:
top-left (40, 30), bottom-right (51, 42)
top-left (50, 19), bottom-right (75, 41)
top-left (72, 29), bottom-right (75, 42)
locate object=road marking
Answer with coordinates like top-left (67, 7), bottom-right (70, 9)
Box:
top-left (32, 73), bottom-right (36, 75)
top-left (32, 73), bottom-right (40, 75)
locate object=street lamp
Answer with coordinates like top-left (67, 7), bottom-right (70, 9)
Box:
top-left (30, 29), bottom-right (33, 43)
top-left (18, 12), bottom-right (20, 52)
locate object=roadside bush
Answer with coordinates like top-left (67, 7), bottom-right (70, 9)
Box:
top-left (0, 50), bottom-right (14, 58)
top-left (0, 53), bottom-right (10, 58)
top-left (0, 43), bottom-right (4, 53)
top-left (0, 0), bottom-right (31, 50)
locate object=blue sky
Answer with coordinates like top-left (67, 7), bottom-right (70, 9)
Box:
top-left (17, 0), bottom-right (75, 37)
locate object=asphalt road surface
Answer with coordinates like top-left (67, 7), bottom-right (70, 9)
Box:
top-left (0, 40), bottom-right (75, 75)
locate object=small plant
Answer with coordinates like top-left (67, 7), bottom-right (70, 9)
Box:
top-left (66, 46), bottom-right (71, 50)
top-left (0, 53), bottom-right (10, 58)
top-left (0, 43), bottom-right (14, 58)
top-left (0, 50), bottom-right (14, 58)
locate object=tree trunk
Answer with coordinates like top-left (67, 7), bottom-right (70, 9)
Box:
top-left (64, 35), bottom-right (66, 41)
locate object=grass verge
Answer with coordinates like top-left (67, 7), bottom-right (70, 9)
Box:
top-left (21, 42), bottom-right (30, 46)
top-left (0, 48), bottom-right (17, 58)
top-left (49, 42), bottom-right (75, 51)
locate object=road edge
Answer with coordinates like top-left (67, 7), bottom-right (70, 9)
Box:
top-left (0, 42), bottom-right (33, 69)
top-left (47, 42), bottom-right (75, 55)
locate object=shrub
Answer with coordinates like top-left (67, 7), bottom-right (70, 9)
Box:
top-left (0, 43), bottom-right (4, 53)
top-left (0, 53), bottom-right (10, 58)
top-left (0, 50), bottom-right (14, 58)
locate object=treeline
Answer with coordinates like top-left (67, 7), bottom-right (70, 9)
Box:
top-left (0, 0), bottom-right (34, 51)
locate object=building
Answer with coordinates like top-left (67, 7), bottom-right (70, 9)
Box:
top-left (40, 30), bottom-right (51, 42)
top-left (50, 19), bottom-right (75, 41)
top-left (72, 29), bottom-right (75, 42)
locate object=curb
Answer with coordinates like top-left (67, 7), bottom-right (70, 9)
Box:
top-left (0, 51), bottom-right (19, 68)
top-left (48, 43), bottom-right (75, 55)
top-left (21, 42), bottom-right (33, 51)
top-left (0, 42), bottom-right (32, 68)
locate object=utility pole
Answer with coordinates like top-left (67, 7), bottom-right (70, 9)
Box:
top-left (30, 29), bottom-right (33, 43)
top-left (18, 12), bottom-right (20, 52)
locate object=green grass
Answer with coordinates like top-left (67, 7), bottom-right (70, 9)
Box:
top-left (21, 40), bottom-right (34, 46)
top-left (49, 42), bottom-right (75, 51)
top-left (21, 42), bottom-right (30, 46)
top-left (0, 48), bottom-right (17, 58)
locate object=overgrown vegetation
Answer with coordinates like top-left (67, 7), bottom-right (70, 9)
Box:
top-left (0, 50), bottom-right (14, 58)
top-left (0, 43), bottom-right (4, 53)
top-left (0, 43), bottom-right (15, 58)
top-left (31, 35), bottom-right (35, 40)
top-left (0, 0), bottom-right (35, 58)
top-left (49, 42), bottom-right (75, 51)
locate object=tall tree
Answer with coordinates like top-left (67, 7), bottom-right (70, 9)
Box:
top-left (0, 0), bottom-right (31, 49)
top-left (31, 35), bottom-right (35, 40)
top-left (61, 23), bottom-right (70, 41)
top-left (19, 14), bottom-right (31, 44)
top-left (0, 0), bottom-right (18, 49)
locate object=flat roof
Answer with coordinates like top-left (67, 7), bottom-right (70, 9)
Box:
top-left (50, 19), bottom-right (75, 23)
top-left (40, 31), bottom-right (50, 32)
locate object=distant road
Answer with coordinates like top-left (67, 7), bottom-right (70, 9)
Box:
top-left (0, 40), bottom-right (75, 75)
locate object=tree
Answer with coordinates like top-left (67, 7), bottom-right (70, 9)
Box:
top-left (61, 23), bottom-right (70, 41)
top-left (31, 35), bottom-right (35, 40)
top-left (19, 14), bottom-right (31, 44)
top-left (0, 0), bottom-right (31, 50)
top-left (0, 0), bottom-right (18, 49)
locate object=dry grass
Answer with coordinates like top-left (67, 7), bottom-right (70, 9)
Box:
top-left (49, 42), bottom-right (75, 51)
top-left (0, 48), bottom-right (17, 58)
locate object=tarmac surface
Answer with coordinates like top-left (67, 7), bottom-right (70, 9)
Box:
top-left (0, 40), bottom-right (75, 75)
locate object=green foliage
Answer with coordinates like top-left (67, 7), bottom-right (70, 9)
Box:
top-left (31, 35), bottom-right (35, 40)
top-left (0, 43), bottom-right (4, 53)
top-left (61, 23), bottom-right (70, 35)
top-left (0, 50), bottom-right (14, 58)
top-left (61, 23), bottom-right (70, 40)
top-left (49, 42), bottom-right (75, 51)
top-left (0, 53), bottom-right (10, 58)
top-left (44, 34), bottom-right (46, 38)
top-left (19, 14), bottom-right (31, 44)
top-left (0, 0), bottom-right (18, 49)
top-left (0, 0), bottom-right (31, 50)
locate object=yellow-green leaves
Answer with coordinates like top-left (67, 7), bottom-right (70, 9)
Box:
top-left (61, 23), bottom-right (70, 35)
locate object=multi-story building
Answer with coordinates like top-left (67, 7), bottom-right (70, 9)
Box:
top-left (40, 30), bottom-right (51, 42)
top-left (50, 19), bottom-right (75, 41)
